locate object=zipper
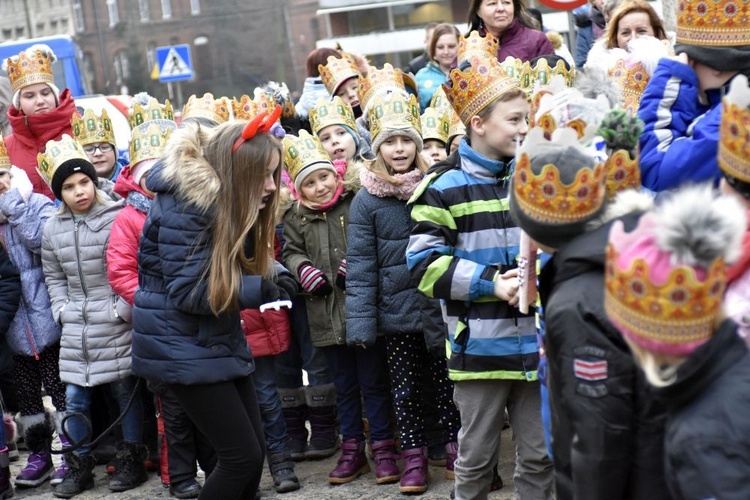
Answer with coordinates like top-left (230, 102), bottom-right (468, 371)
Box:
top-left (339, 215), bottom-right (347, 246)
top-left (74, 220), bottom-right (91, 386)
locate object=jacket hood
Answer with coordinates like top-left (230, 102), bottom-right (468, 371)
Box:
top-left (7, 89), bottom-right (75, 148)
top-left (113, 165), bottom-right (146, 199)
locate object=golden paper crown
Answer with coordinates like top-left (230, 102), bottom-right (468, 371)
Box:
top-left (536, 113), bottom-right (589, 141)
top-left (129, 98), bottom-right (174, 129)
top-left (421, 107), bottom-right (451, 144)
top-left (430, 87), bottom-right (452, 115)
top-left (444, 57), bottom-right (520, 125)
top-left (609, 59), bottom-right (649, 115)
top-left (676, 0), bottom-right (750, 47)
top-left (129, 121), bottom-right (177, 167)
top-left (358, 63), bottom-right (406, 112)
top-left (309, 96), bottom-right (357, 135)
top-left (500, 56), bottom-right (532, 91)
top-left (319, 53), bottom-right (361, 96)
top-left (368, 92), bottom-right (422, 143)
top-left (605, 149), bottom-right (642, 200)
top-left (0, 135), bottom-right (11, 171)
top-left (530, 58), bottom-right (574, 90)
top-left (458, 31), bottom-right (500, 66)
top-left (182, 93), bottom-right (231, 125)
top-left (233, 89), bottom-right (277, 121)
top-left (6, 47), bottom-right (55, 94)
top-left (513, 127), bottom-right (606, 225)
top-left (718, 74), bottom-right (750, 184)
top-left (72, 109), bottom-right (115, 147)
top-left (448, 112), bottom-right (466, 139)
top-left (36, 135), bottom-right (88, 187)
top-left (282, 130), bottom-right (333, 183)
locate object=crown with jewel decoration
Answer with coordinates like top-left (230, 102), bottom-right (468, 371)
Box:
top-left (129, 121), bottom-right (177, 167)
top-left (233, 89), bottom-right (277, 121)
top-left (357, 63), bottom-right (406, 113)
top-left (530, 57), bottom-right (574, 90)
top-left (676, 0), bottom-right (750, 47)
top-left (72, 109), bottom-right (115, 147)
top-left (421, 107), bottom-right (451, 144)
top-left (458, 31), bottom-right (500, 66)
top-left (5, 46), bottom-right (55, 94)
top-left (36, 134), bottom-right (88, 187)
top-left (319, 53), bottom-right (362, 96)
top-left (129, 98), bottom-right (174, 129)
top-left (448, 112), bottom-right (466, 140)
top-left (719, 74), bottom-right (750, 185)
top-left (309, 96), bottom-right (357, 135)
top-left (608, 58), bottom-right (649, 115)
top-left (368, 92), bottom-right (421, 142)
top-left (0, 136), bottom-right (10, 171)
top-left (444, 57), bottom-right (520, 125)
top-left (182, 93), bottom-right (231, 125)
top-left (282, 130), bottom-right (334, 184)
top-left (605, 149), bottom-right (641, 200)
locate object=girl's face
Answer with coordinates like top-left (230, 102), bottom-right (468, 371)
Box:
top-left (422, 139), bottom-right (447, 164)
top-left (478, 0), bottom-right (515, 36)
top-left (300, 168), bottom-right (338, 205)
top-left (449, 134), bottom-right (464, 154)
top-left (380, 135), bottom-right (417, 174)
top-left (434, 33), bottom-right (459, 71)
top-left (318, 125), bottom-right (357, 161)
top-left (18, 83), bottom-right (57, 115)
top-left (335, 78), bottom-right (360, 109)
top-left (259, 151), bottom-right (279, 210)
top-left (83, 142), bottom-right (117, 179)
top-left (470, 96), bottom-right (529, 160)
top-left (616, 12), bottom-right (655, 49)
top-left (61, 172), bottom-right (96, 215)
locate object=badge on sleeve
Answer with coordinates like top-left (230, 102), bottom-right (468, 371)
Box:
top-left (573, 359), bottom-right (608, 381)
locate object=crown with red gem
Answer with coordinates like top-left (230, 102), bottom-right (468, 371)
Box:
top-left (608, 58), bottom-right (649, 115)
top-left (443, 57), bottom-right (519, 125)
top-left (5, 45), bottom-right (55, 93)
top-left (719, 74), bottom-right (750, 185)
top-left (0, 135), bottom-right (10, 171)
top-left (182, 93), bottom-right (231, 125)
top-left (676, 0), bottom-right (750, 47)
top-left (319, 53), bottom-right (362, 96)
top-left (233, 89), bottom-right (277, 121)
top-left (458, 31), bottom-right (499, 66)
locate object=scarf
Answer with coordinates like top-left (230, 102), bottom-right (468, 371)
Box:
top-left (360, 167), bottom-right (424, 201)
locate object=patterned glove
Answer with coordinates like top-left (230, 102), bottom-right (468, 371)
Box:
top-left (335, 259), bottom-right (346, 289)
top-left (298, 263), bottom-right (333, 296)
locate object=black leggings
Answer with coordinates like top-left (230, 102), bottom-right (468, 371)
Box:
top-left (170, 376), bottom-right (265, 500)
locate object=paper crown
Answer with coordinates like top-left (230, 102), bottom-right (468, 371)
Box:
top-left (500, 56), bottom-right (574, 95)
top-left (458, 31), bottom-right (500, 66)
top-left (282, 130), bottom-right (333, 183)
top-left (421, 107), bottom-right (451, 144)
top-left (676, 0), bottom-right (750, 47)
top-left (358, 63), bottom-right (406, 113)
top-left (182, 93), bottom-right (231, 125)
top-left (129, 98), bottom-right (174, 129)
top-left (368, 92), bottom-right (422, 143)
top-left (608, 58), bottom-right (649, 115)
top-left (605, 149), bottom-right (642, 200)
top-left (0, 136), bottom-right (10, 171)
top-left (129, 120), bottom-right (177, 167)
top-left (604, 215), bottom-right (726, 355)
top-left (448, 111), bottom-right (466, 139)
top-left (536, 113), bottom-right (589, 141)
top-left (5, 46), bottom-right (55, 94)
top-left (233, 89), bottom-right (277, 121)
top-left (37, 134), bottom-right (88, 187)
top-left (319, 53), bottom-right (361, 96)
top-left (72, 109), bottom-right (115, 147)
top-left (444, 57), bottom-right (520, 125)
top-left (719, 74), bottom-right (750, 184)
top-left (430, 87), bottom-right (452, 115)
top-left (430, 87), bottom-right (464, 139)
top-left (309, 96), bottom-right (357, 135)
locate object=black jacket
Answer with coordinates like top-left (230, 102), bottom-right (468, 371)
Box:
top-left (655, 320), bottom-right (750, 500)
top-left (539, 212), bottom-right (671, 500)
top-left (0, 245), bottom-right (21, 375)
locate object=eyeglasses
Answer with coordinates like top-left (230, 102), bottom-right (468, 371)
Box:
top-left (83, 143), bottom-right (115, 155)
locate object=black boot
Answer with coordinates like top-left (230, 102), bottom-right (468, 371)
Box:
top-left (108, 441), bottom-right (148, 492)
top-left (268, 448), bottom-right (300, 493)
top-left (0, 449), bottom-right (14, 500)
top-left (53, 453), bottom-right (96, 499)
top-left (279, 388), bottom-right (308, 461)
top-left (304, 384), bottom-right (339, 460)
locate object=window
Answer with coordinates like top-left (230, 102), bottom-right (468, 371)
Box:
top-left (73, 0), bottom-right (84, 32)
top-left (114, 51), bottom-right (129, 84)
top-left (61, 18), bottom-right (69, 32)
top-left (36, 22), bottom-right (45, 36)
top-left (139, 0), bottom-right (150, 22)
top-left (190, 0), bottom-right (200, 15)
top-left (1, 29), bottom-right (12, 40)
top-left (50, 19), bottom-right (58, 33)
top-left (146, 41), bottom-right (156, 71)
top-left (16, 26), bottom-right (24, 38)
top-left (107, 0), bottom-right (120, 27)
top-left (161, 0), bottom-right (171, 19)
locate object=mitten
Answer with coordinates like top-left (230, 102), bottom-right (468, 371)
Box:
top-left (298, 263), bottom-right (333, 296)
top-left (260, 279), bottom-right (281, 303)
top-left (9, 166), bottom-right (33, 202)
top-left (335, 258), bottom-right (346, 289)
top-left (276, 272), bottom-right (299, 301)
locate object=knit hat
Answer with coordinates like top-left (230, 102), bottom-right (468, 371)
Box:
top-left (37, 135), bottom-right (97, 200)
top-left (132, 158), bottom-right (158, 185)
top-left (2, 44), bottom-right (60, 109)
top-left (282, 130), bottom-right (337, 192)
top-left (718, 74), bottom-right (750, 199)
top-left (369, 92), bottom-right (423, 154)
top-left (604, 185), bottom-right (746, 356)
top-left (509, 127), bottom-right (607, 249)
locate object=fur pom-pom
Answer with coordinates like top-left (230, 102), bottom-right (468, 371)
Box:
top-left (655, 185), bottom-right (747, 267)
top-left (626, 36), bottom-right (670, 77)
top-left (575, 68), bottom-right (620, 109)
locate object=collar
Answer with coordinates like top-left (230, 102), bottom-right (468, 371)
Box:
top-left (501, 18), bottom-right (522, 42)
top-left (458, 138), bottom-right (511, 180)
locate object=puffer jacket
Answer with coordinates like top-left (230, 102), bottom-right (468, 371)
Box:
top-left (132, 124), bottom-right (263, 386)
top-left (5, 90), bottom-right (76, 199)
top-left (41, 193), bottom-right (132, 387)
top-left (480, 19), bottom-right (555, 63)
top-left (0, 189), bottom-right (60, 356)
top-left (241, 308), bottom-right (291, 358)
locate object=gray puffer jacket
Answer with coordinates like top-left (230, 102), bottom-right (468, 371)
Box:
top-left (41, 193), bottom-right (132, 387)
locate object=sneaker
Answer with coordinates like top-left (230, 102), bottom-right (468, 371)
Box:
top-left (51, 458), bottom-right (69, 486)
top-left (14, 450), bottom-right (53, 487)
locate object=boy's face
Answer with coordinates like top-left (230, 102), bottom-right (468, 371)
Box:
top-left (317, 125), bottom-right (357, 161)
top-left (691, 60), bottom-right (737, 96)
top-left (334, 78), bottom-right (360, 109)
top-left (61, 172), bottom-right (96, 215)
top-left (471, 96), bottom-right (529, 160)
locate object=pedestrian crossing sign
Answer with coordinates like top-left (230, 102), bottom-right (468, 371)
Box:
top-left (156, 44), bottom-right (193, 83)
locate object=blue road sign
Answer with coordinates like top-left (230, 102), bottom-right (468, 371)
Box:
top-left (156, 44), bottom-right (193, 83)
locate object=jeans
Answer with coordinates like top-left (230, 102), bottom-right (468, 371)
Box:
top-left (252, 356), bottom-right (288, 452)
top-left (65, 376), bottom-right (143, 456)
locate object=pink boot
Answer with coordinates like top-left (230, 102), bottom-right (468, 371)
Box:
top-left (370, 439), bottom-right (400, 484)
top-left (445, 441), bottom-right (458, 480)
top-left (400, 447), bottom-right (428, 494)
top-left (328, 439), bottom-right (370, 484)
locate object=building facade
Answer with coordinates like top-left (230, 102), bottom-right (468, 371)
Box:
top-left (0, 0), bottom-right (76, 40)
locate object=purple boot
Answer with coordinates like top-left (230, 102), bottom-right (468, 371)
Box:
top-left (51, 434), bottom-right (72, 486)
top-left (400, 447), bottom-right (428, 494)
top-left (370, 439), bottom-right (400, 484)
top-left (328, 439), bottom-right (370, 484)
top-left (445, 442), bottom-right (458, 480)
top-left (14, 450), bottom-right (53, 487)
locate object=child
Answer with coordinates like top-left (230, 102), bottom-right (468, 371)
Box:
top-left (281, 131), bottom-right (395, 486)
top-left (419, 106), bottom-right (450, 165)
top-left (311, 96), bottom-right (368, 163)
top-left (406, 53), bottom-right (553, 499)
top-left (604, 185), bottom-right (749, 499)
top-left (347, 91), bottom-right (461, 493)
top-left (318, 53), bottom-right (363, 117)
top-left (74, 109), bottom-right (126, 182)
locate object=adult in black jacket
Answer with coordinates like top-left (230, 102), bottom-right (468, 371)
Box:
top-left (0, 243), bottom-right (20, 497)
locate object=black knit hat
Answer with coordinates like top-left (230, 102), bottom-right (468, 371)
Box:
top-left (50, 158), bottom-right (98, 201)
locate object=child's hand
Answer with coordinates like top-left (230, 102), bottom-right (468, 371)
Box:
top-left (335, 259), bottom-right (346, 289)
top-left (298, 263), bottom-right (333, 296)
top-left (494, 269), bottom-right (520, 306)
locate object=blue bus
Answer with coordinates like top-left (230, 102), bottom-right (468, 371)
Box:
top-left (0, 35), bottom-right (89, 97)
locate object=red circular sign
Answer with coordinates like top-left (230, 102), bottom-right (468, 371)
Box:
top-left (537, 0), bottom-right (589, 10)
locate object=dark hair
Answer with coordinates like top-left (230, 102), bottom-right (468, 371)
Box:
top-left (526, 8), bottom-right (543, 31)
top-left (467, 0), bottom-right (537, 33)
top-left (428, 23), bottom-right (461, 61)
top-left (305, 48), bottom-right (342, 77)
top-left (604, 0), bottom-right (667, 49)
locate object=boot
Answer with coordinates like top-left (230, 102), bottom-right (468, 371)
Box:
top-left (51, 434), bottom-right (72, 486)
top-left (0, 448), bottom-right (14, 500)
top-left (15, 413), bottom-right (53, 487)
top-left (279, 388), bottom-right (308, 461)
top-left (267, 448), bottom-right (300, 493)
top-left (445, 442), bottom-right (458, 480)
top-left (52, 452), bottom-right (96, 499)
top-left (369, 439), bottom-right (400, 484)
top-left (400, 446), bottom-right (428, 494)
top-left (305, 384), bottom-right (339, 459)
top-left (490, 463), bottom-right (504, 491)
top-left (108, 441), bottom-right (148, 492)
top-left (328, 438), bottom-right (369, 484)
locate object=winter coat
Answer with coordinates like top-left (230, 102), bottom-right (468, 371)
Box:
top-left (654, 320), bottom-right (750, 500)
top-left (538, 210), bottom-right (670, 500)
top-left (415, 63), bottom-right (448, 111)
top-left (132, 125), bottom-right (262, 386)
top-left (107, 165), bottom-right (152, 306)
top-left (0, 244), bottom-right (21, 337)
top-left (404, 52), bottom-right (429, 76)
top-left (483, 19), bottom-right (555, 63)
top-left (41, 194), bottom-right (132, 388)
top-left (574, 5), bottom-right (606, 68)
top-left (0, 189), bottom-right (61, 356)
top-left (241, 308), bottom-right (291, 358)
top-left (346, 168), bottom-right (425, 346)
top-left (6, 90), bottom-right (76, 199)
